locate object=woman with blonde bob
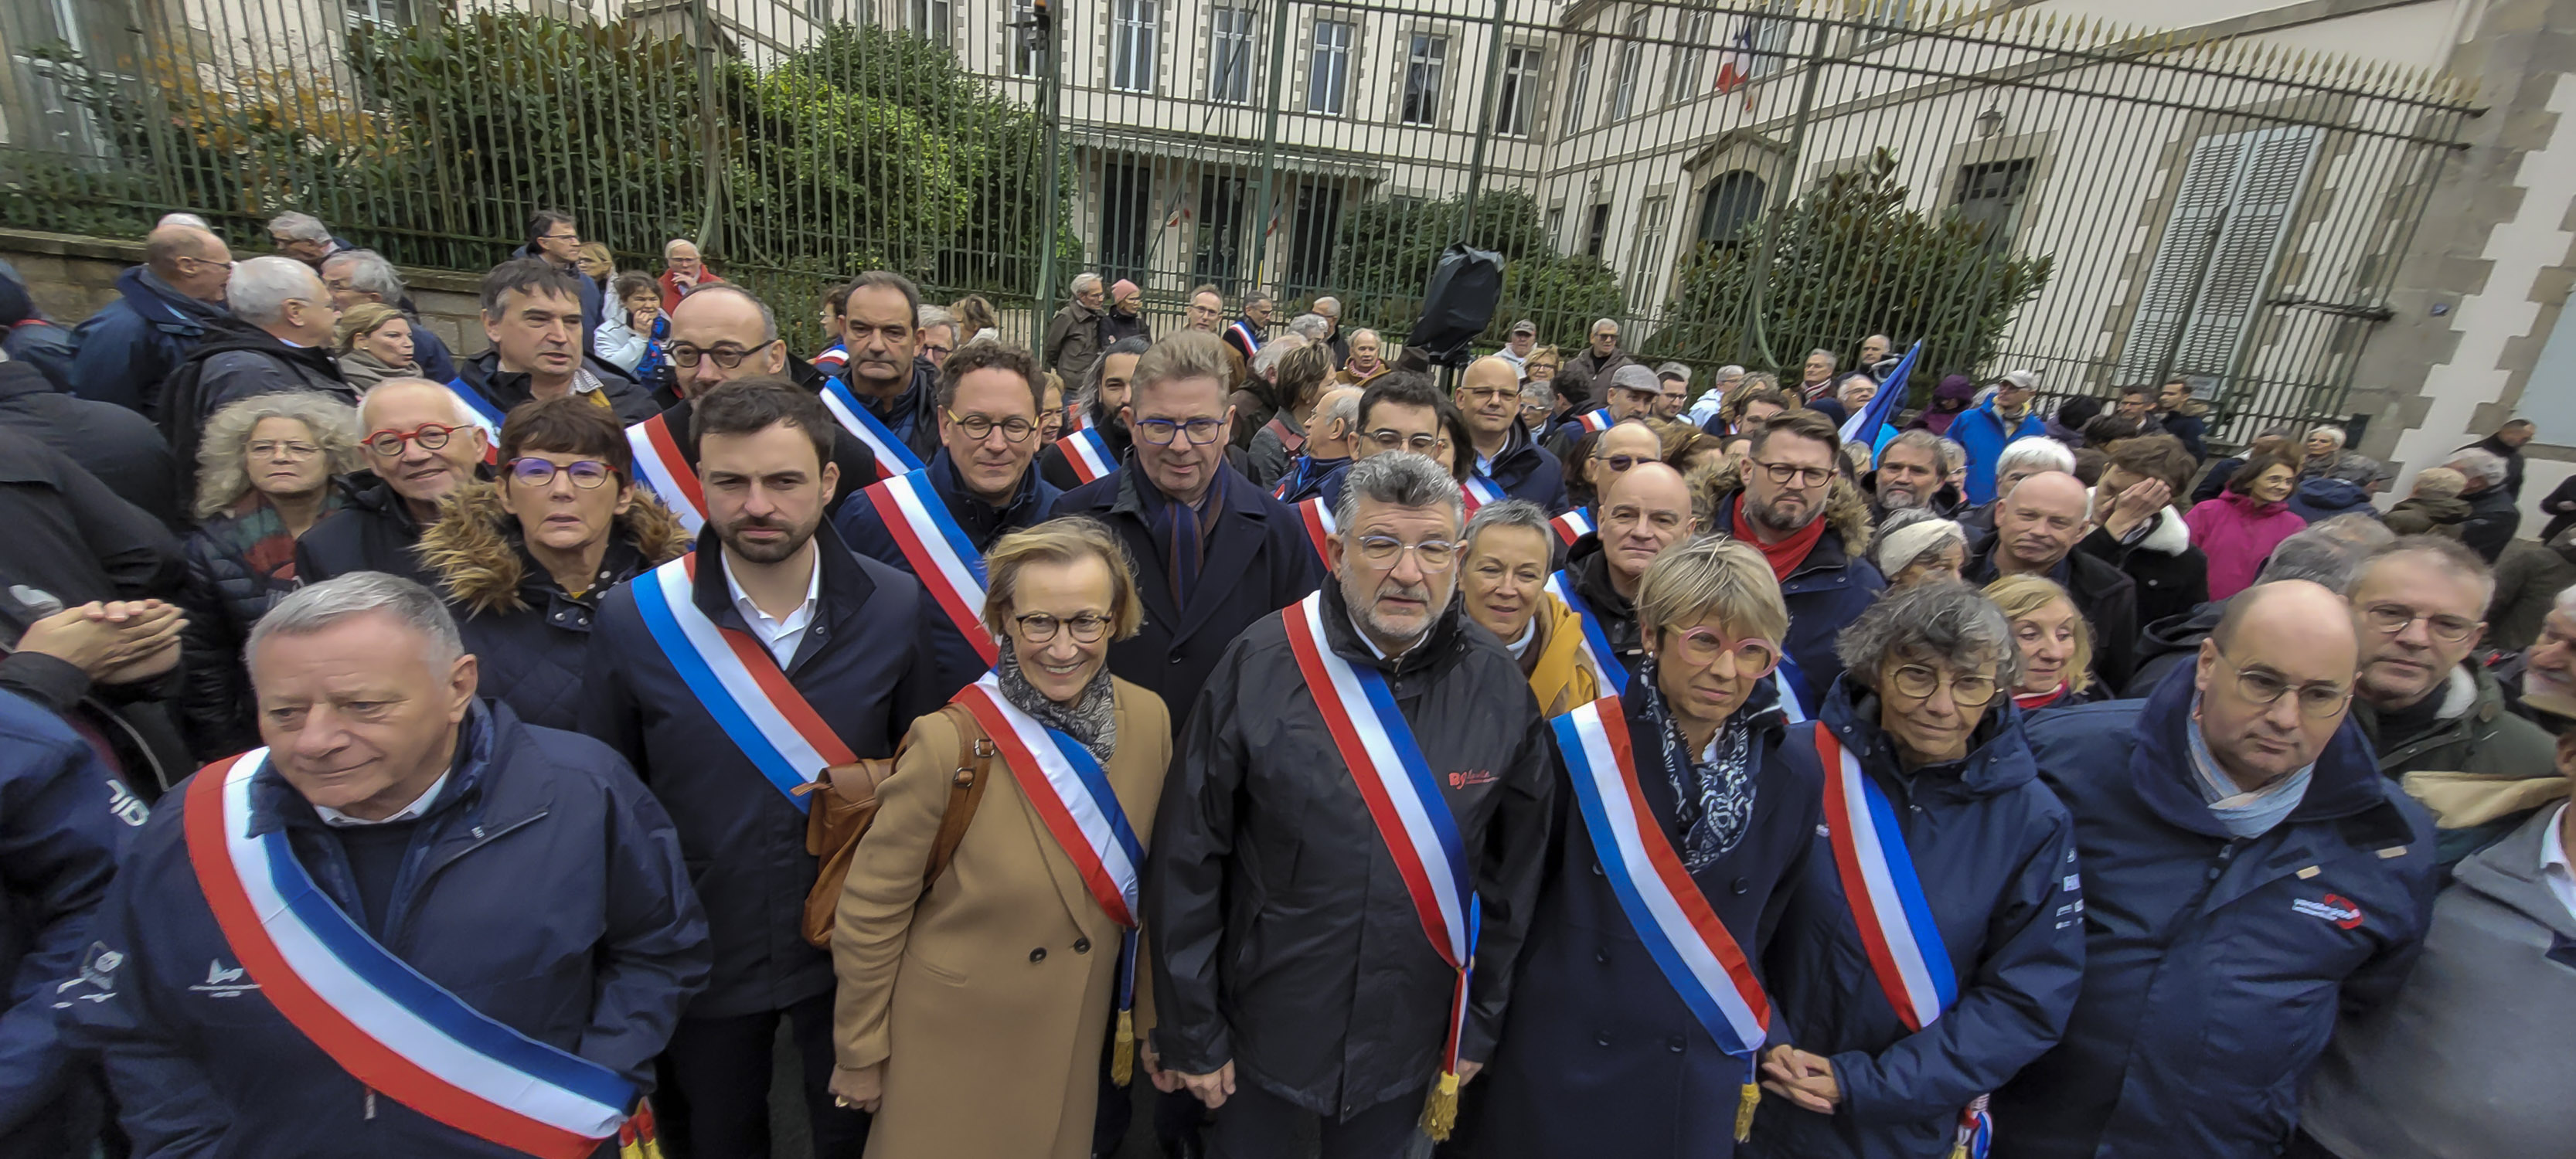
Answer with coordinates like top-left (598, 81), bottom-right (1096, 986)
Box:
top-left (334, 301), bottom-right (419, 393)
top-left (1465, 536), bottom-right (1827, 1159)
top-left (830, 516), bottom-right (1172, 1159)
top-left (1983, 573), bottom-right (2098, 712)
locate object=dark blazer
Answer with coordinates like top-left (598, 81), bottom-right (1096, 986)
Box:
top-left (835, 450), bottom-right (1061, 698)
top-left (1046, 462), bottom-right (1324, 735)
top-left (291, 473), bottom-right (440, 589)
top-left (1483, 418), bottom-right (1570, 513)
top-left (580, 524), bottom-right (948, 1017)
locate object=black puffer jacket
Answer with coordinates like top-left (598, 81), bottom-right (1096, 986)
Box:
top-left (155, 316), bottom-right (352, 473)
top-left (292, 472), bottom-right (441, 588)
top-left (416, 480), bottom-right (690, 730)
top-left (175, 494), bottom-right (343, 759)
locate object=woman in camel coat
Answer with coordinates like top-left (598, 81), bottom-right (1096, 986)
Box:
top-left (830, 518), bottom-right (1171, 1159)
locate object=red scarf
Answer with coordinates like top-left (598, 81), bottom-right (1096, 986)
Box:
top-left (1731, 492), bottom-right (1827, 580)
top-left (2013, 683), bottom-right (2070, 711)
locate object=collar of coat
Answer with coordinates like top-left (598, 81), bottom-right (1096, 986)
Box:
top-left (1815, 674), bottom-right (2040, 801)
top-left (2126, 661), bottom-right (2399, 838)
top-left (1317, 572), bottom-right (1472, 678)
top-left (415, 478), bottom-right (691, 615)
top-left (248, 698), bottom-right (500, 839)
top-left (683, 517), bottom-right (882, 637)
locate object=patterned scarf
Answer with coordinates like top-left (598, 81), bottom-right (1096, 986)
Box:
top-left (1636, 656), bottom-right (1758, 872)
top-left (995, 637), bottom-right (1118, 764)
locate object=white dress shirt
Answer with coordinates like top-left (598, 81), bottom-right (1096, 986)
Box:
top-left (315, 771), bottom-right (451, 828)
top-left (722, 547), bottom-right (823, 668)
top-left (2540, 802), bottom-right (2576, 926)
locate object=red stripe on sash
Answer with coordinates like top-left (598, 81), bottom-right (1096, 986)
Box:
top-left (1818, 729), bottom-right (1921, 1032)
top-left (1597, 704), bottom-right (1767, 1011)
top-left (956, 690), bottom-right (1132, 925)
top-left (680, 554), bottom-right (857, 766)
top-left (638, 415), bottom-right (705, 515)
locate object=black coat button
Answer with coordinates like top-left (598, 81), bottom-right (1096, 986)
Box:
top-left (1029, 947), bottom-right (1046, 963)
top-left (1666, 1036), bottom-right (1685, 1053)
top-left (1594, 1033), bottom-right (1611, 1047)
top-left (1594, 949), bottom-right (1610, 964)
top-left (1731, 876), bottom-right (1751, 895)
top-left (1591, 862), bottom-right (1605, 876)
top-left (1074, 937), bottom-right (1092, 953)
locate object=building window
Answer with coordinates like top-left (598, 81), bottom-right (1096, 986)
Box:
top-left (1545, 206), bottom-right (1566, 247)
top-left (1194, 175), bottom-right (1249, 295)
top-left (1286, 184), bottom-right (1345, 295)
top-left (1400, 32), bottom-right (1448, 127)
top-left (907, 0), bottom-right (951, 47)
top-left (2124, 126), bottom-right (2323, 389)
top-left (1629, 195), bottom-right (1671, 309)
top-left (1009, 0), bottom-right (1043, 76)
top-left (1585, 202), bottom-right (1611, 258)
top-left (1307, 19), bottom-right (1353, 115)
top-left (346, 0), bottom-right (414, 24)
top-left (1665, 11), bottom-right (1710, 105)
top-left (1111, 0), bottom-right (1158, 93)
top-left (1750, 0), bottom-right (1796, 80)
top-left (1099, 161), bottom-right (1154, 285)
top-left (1855, 0), bottom-right (1910, 48)
top-left (1696, 170), bottom-right (1765, 247)
top-left (1610, 11), bottom-right (1645, 121)
top-left (1490, 44), bottom-right (1541, 137)
top-left (1953, 158), bottom-right (2033, 253)
top-left (1207, 5), bottom-right (1256, 105)
top-left (1560, 39), bottom-right (1593, 136)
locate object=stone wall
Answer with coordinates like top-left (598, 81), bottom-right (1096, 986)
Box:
top-left (0, 227), bottom-right (495, 359)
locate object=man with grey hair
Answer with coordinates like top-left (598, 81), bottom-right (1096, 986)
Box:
top-left (1274, 384), bottom-right (1363, 503)
top-left (1959, 436), bottom-right (2078, 538)
top-left (2446, 447), bottom-right (2520, 563)
top-left (1148, 450), bottom-right (1553, 1158)
top-left (68, 222), bottom-right (232, 415)
top-left (64, 571), bottom-right (711, 1156)
top-left (657, 236), bottom-right (724, 311)
top-left (1222, 294), bottom-right (1274, 365)
top-left (319, 248), bottom-right (457, 383)
top-left (1043, 271), bottom-right (1105, 386)
top-left (265, 210), bottom-right (343, 269)
top-left (155, 255), bottom-right (349, 469)
top-left (1312, 295), bottom-right (1347, 365)
top-left (1683, 363), bottom-right (1747, 426)
top-left (914, 304), bottom-right (957, 369)
top-left (1495, 318), bottom-right (1538, 376)
top-left (459, 258), bottom-right (654, 423)
top-left (2497, 582), bottom-right (2576, 724)
top-left (1286, 312), bottom-right (1330, 344)
top-left (295, 378), bottom-right (488, 587)
top-left (1557, 317), bottom-right (1632, 416)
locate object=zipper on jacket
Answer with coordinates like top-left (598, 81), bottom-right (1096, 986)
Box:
top-left (365, 1087), bottom-right (377, 1120)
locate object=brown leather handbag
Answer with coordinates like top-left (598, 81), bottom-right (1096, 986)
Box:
top-left (794, 702), bottom-right (992, 947)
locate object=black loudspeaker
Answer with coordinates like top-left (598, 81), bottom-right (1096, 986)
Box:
top-left (1407, 243), bottom-right (1504, 368)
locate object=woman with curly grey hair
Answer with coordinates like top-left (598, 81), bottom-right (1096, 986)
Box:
top-left (175, 391), bottom-right (364, 757)
top-left (1748, 580), bottom-right (2084, 1159)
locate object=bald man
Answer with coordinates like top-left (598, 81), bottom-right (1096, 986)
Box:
top-left (1456, 355), bottom-right (1568, 512)
top-left (1967, 469), bottom-right (2141, 688)
top-left (1272, 385), bottom-right (1363, 504)
top-left (1562, 461), bottom-right (1698, 683)
top-left (70, 224), bottom-right (234, 415)
top-left (630, 286), bottom-right (877, 522)
top-left (2004, 580), bottom-right (2437, 1159)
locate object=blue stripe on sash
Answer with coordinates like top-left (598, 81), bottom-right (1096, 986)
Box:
top-left (1552, 573), bottom-right (1628, 695)
top-left (629, 569), bottom-right (813, 809)
top-left (1863, 775), bottom-right (1959, 1007)
top-left (1351, 664), bottom-right (1468, 886)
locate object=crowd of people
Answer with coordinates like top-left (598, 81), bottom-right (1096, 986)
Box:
top-left (0, 206), bottom-right (2570, 1159)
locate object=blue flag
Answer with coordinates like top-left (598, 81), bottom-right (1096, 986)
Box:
top-left (1839, 340), bottom-right (1924, 450)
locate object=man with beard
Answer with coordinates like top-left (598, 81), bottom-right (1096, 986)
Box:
top-left (833, 271), bottom-right (943, 463)
top-left (583, 376), bottom-right (945, 1159)
top-left (1699, 409), bottom-right (1883, 712)
top-left (1456, 355), bottom-right (1567, 510)
top-left (1862, 429), bottom-right (1959, 522)
top-left (1557, 461), bottom-right (1697, 685)
top-left (1147, 451), bottom-right (1552, 1159)
top-left (1037, 335), bottom-right (1146, 490)
top-left (1965, 471), bottom-right (2140, 688)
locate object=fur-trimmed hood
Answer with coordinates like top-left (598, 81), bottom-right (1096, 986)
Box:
top-left (1688, 456), bottom-right (1875, 554)
top-left (417, 479), bottom-right (691, 614)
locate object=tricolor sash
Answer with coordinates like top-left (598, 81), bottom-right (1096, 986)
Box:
top-left (1771, 654), bottom-right (1812, 725)
top-left (1227, 318), bottom-right (1263, 355)
top-left (1815, 722), bottom-right (1991, 1158)
top-left (183, 750), bottom-right (635, 1159)
top-left (443, 377), bottom-right (505, 462)
top-left (818, 378), bottom-right (926, 482)
top-left (1575, 407), bottom-right (1614, 433)
top-left (1297, 497), bottom-right (1336, 566)
top-left (1280, 593), bottom-right (1476, 1133)
top-left (863, 470), bottom-right (999, 666)
top-left (1553, 698), bottom-right (1770, 1137)
top-left (624, 413), bottom-right (706, 535)
top-left (629, 553), bottom-right (857, 810)
top-left (1546, 569), bottom-right (1627, 695)
top-left (1550, 508), bottom-right (1594, 546)
top-left (1056, 427), bottom-right (1117, 484)
top-left (1462, 475), bottom-right (1504, 515)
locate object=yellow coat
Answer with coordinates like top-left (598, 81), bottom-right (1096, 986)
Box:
top-left (1523, 593), bottom-right (1602, 718)
top-left (832, 678), bottom-right (1171, 1159)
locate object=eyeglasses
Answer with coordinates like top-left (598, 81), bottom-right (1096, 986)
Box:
top-left (1460, 387), bottom-right (1516, 406)
top-left (1352, 535), bottom-right (1459, 570)
top-left (1754, 460), bottom-right (1835, 488)
top-left (1015, 611), bottom-right (1111, 644)
top-left (1887, 664), bottom-right (1999, 707)
top-left (1593, 453), bottom-right (1658, 472)
top-left (946, 410), bottom-right (1039, 443)
top-left (2213, 649), bottom-right (2353, 718)
top-left (1134, 417), bottom-right (1228, 445)
top-left (922, 342), bottom-right (955, 360)
top-left (507, 457), bottom-right (617, 489)
top-left (669, 340), bottom-right (778, 369)
top-left (362, 423), bottom-right (468, 456)
top-left (2359, 603), bottom-right (2479, 645)
top-left (1366, 430), bottom-right (1445, 454)
top-left (245, 439), bottom-right (321, 461)
top-left (1666, 628), bottom-right (1781, 677)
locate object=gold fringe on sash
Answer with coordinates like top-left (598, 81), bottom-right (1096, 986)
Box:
top-left (1111, 1010), bottom-right (1136, 1087)
top-left (1419, 1069), bottom-right (1462, 1140)
top-left (1734, 1081), bottom-right (1760, 1142)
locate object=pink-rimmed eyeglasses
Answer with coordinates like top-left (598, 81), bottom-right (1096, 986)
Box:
top-left (1666, 627), bottom-right (1781, 678)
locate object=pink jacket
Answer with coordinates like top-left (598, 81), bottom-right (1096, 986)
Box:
top-left (2184, 492), bottom-right (2308, 600)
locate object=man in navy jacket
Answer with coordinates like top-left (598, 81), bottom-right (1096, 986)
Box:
top-left (582, 376), bottom-right (944, 1158)
top-left (64, 573), bottom-right (710, 1157)
top-left (1048, 331), bottom-right (1322, 736)
top-left (67, 224), bottom-right (231, 417)
top-left (1993, 580), bottom-right (2439, 1158)
top-left (1455, 355), bottom-right (1568, 512)
top-left (836, 342), bottom-right (1060, 697)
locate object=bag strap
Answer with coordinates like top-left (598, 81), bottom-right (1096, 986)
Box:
top-left (923, 702), bottom-right (992, 886)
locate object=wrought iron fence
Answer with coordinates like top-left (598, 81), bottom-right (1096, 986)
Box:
top-left (0, 0), bottom-right (2472, 438)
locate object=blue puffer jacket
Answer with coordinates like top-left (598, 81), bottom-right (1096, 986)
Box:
top-left (1749, 679), bottom-right (2083, 1159)
top-left (67, 266), bottom-right (226, 416)
top-left (0, 690), bottom-right (135, 1139)
top-left (580, 524), bottom-right (949, 1018)
top-left (61, 702), bottom-right (712, 1158)
top-left (1989, 665), bottom-right (2439, 1159)
top-left (1948, 401), bottom-right (2050, 505)
top-left (834, 450), bottom-right (1060, 699)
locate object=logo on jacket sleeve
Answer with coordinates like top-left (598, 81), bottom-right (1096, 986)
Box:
top-left (2292, 892), bottom-right (2365, 930)
top-left (188, 958), bottom-right (260, 998)
top-left (1446, 769), bottom-right (1497, 788)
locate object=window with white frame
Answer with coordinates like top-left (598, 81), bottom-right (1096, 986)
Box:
top-left (1307, 19), bottom-right (1354, 115)
top-left (907, 0), bottom-right (951, 47)
top-left (1665, 11), bottom-right (1710, 105)
top-left (1856, 0), bottom-right (1910, 48)
top-left (1490, 44), bottom-right (1541, 137)
top-left (1009, 0), bottom-right (1042, 76)
top-left (1111, 0), bottom-right (1159, 93)
top-left (1400, 32), bottom-right (1448, 126)
top-left (1629, 195), bottom-right (1672, 309)
top-left (1610, 11), bottom-right (1645, 121)
top-left (1750, 0), bottom-right (1797, 79)
top-left (1560, 39), bottom-right (1594, 136)
top-left (1207, 5), bottom-right (1257, 104)
top-left (345, 0), bottom-right (414, 24)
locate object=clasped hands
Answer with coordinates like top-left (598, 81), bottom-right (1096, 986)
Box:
top-left (1142, 1044), bottom-right (1480, 1110)
top-left (1760, 1044), bottom-right (1842, 1114)
top-left (15, 600), bottom-right (185, 684)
